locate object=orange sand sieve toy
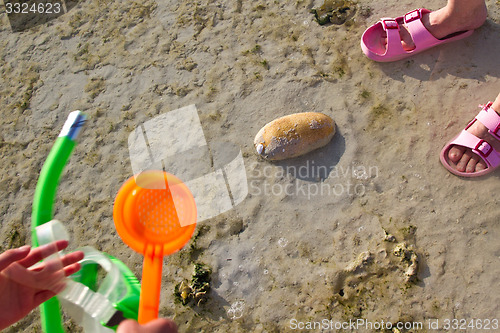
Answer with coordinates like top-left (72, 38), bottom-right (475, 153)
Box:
top-left (113, 171), bottom-right (197, 324)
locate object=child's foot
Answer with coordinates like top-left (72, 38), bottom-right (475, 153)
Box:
top-left (395, 5), bottom-right (487, 51)
top-left (361, 4), bottom-right (486, 62)
top-left (440, 102), bottom-right (500, 177)
top-left (447, 106), bottom-right (500, 173)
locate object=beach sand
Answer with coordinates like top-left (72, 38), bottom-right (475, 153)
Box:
top-left (1, 0), bottom-right (499, 332)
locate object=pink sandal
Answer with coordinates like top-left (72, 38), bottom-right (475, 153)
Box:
top-left (361, 8), bottom-right (474, 62)
top-left (440, 102), bottom-right (500, 178)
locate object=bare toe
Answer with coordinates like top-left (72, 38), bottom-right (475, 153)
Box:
top-left (398, 25), bottom-right (415, 51)
top-left (475, 159), bottom-right (487, 172)
top-left (448, 145), bottom-right (466, 163)
top-left (381, 20), bottom-right (415, 51)
top-left (465, 154), bottom-right (480, 173)
top-left (456, 150), bottom-right (474, 172)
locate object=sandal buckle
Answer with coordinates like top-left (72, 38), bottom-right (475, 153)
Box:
top-left (404, 9), bottom-right (421, 23)
top-left (475, 140), bottom-right (492, 159)
top-left (382, 19), bottom-right (399, 30)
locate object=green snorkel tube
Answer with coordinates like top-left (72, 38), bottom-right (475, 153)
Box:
top-left (32, 111), bottom-right (140, 332)
top-left (31, 111), bottom-right (86, 333)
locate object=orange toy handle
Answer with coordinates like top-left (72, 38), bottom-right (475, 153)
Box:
top-left (138, 245), bottom-right (163, 324)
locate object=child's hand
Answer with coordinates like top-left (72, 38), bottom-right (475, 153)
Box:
top-left (117, 318), bottom-right (178, 333)
top-left (0, 240), bottom-right (84, 330)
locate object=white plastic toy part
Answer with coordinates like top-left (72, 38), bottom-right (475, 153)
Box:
top-left (35, 220), bottom-right (129, 333)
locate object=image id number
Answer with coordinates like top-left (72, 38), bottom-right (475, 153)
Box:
top-left (5, 2), bottom-right (62, 14)
top-left (443, 318), bottom-right (499, 330)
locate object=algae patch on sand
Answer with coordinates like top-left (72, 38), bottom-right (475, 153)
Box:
top-left (84, 77), bottom-right (106, 99)
top-left (311, 0), bottom-right (357, 25)
top-left (174, 263), bottom-right (212, 307)
top-left (329, 231), bottom-right (421, 320)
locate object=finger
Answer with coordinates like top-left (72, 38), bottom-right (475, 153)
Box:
top-left (18, 240), bottom-right (69, 268)
top-left (117, 319), bottom-right (141, 333)
top-left (63, 262), bottom-right (81, 277)
top-left (0, 246), bottom-right (31, 271)
top-left (60, 251), bottom-right (84, 268)
top-left (144, 318), bottom-right (178, 333)
top-left (28, 250), bottom-right (84, 273)
top-left (117, 319), bottom-right (178, 333)
top-left (7, 260), bottom-right (65, 293)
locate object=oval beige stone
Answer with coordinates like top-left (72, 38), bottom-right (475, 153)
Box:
top-left (254, 112), bottom-right (335, 161)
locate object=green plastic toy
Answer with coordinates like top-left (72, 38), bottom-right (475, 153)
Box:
top-left (31, 111), bottom-right (140, 332)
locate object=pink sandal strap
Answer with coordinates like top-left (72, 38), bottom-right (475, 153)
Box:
top-left (379, 19), bottom-right (405, 56)
top-left (373, 9), bottom-right (438, 60)
top-left (403, 9), bottom-right (438, 47)
top-left (474, 102), bottom-right (500, 141)
top-left (449, 130), bottom-right (500, 168)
